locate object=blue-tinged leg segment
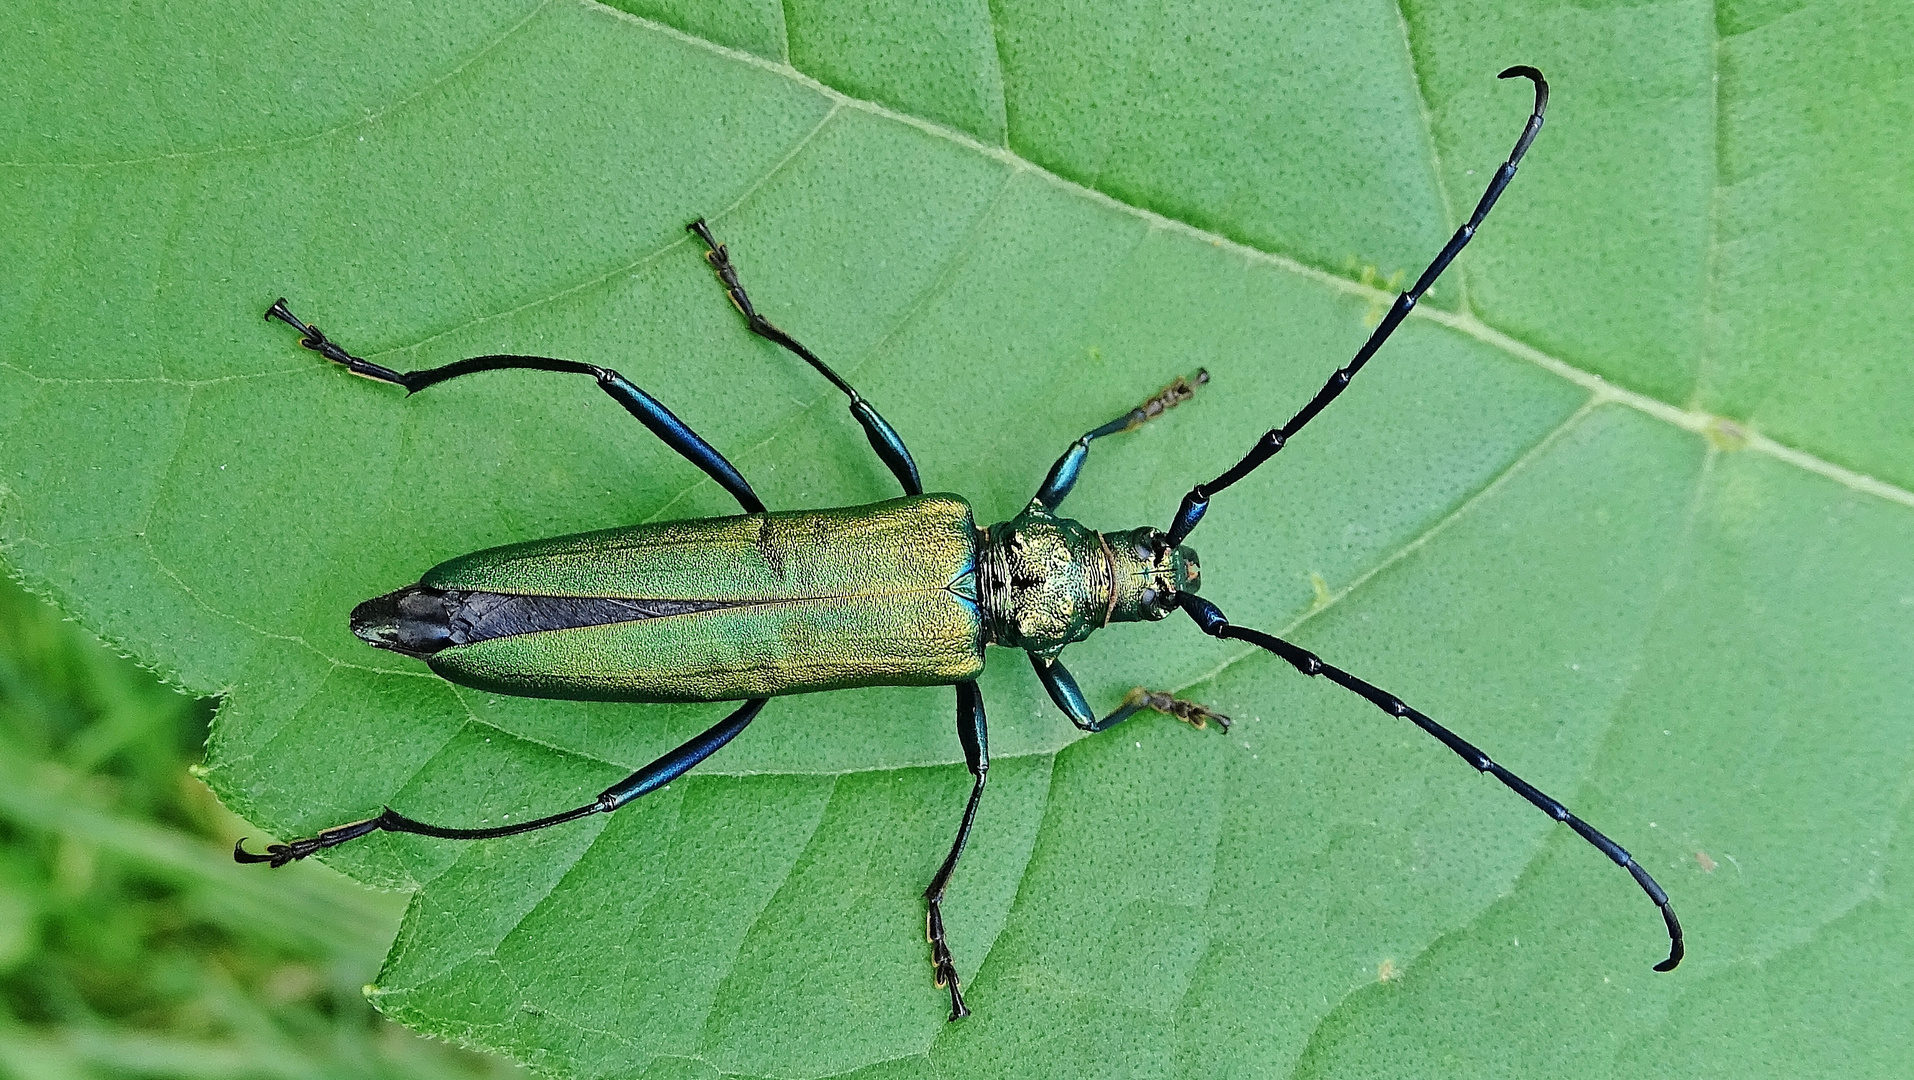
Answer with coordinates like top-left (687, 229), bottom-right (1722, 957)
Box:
top-left (924, 680), bottom-right (988, 1020)
top-left (1176, 591), bottom-right (1683, 972)
top-left (597, 697), bottom-right (767, 810)
top-left (1034, 370), bottom-right (1208, 510)
top-left (236, 698), bottom-right (769, 867)
top-left (263, 299), bottom-right (765, 514)
top-left (1162, 68), bottom-right (1549, 547)
top-left (686, 219), bottom-right (923, 497)
top-left (1030, 653), bottom-right (1229, 733)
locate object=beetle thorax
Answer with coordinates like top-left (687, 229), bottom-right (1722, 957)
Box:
top-left (976, 501), bottom-right (1200, 659)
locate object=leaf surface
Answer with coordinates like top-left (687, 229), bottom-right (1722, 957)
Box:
top-left (4, 1), bottom-right (1910, 1076)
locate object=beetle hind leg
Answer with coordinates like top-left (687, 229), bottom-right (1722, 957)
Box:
top-left (234, 699), bottom-right (767, 866)
top-left (263, 298), bottom-right (766, 514)
top-left (923, 680), bottom-right (989, 1020)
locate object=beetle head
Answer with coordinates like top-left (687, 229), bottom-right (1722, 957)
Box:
top-left (1104, 527), bottom-right (1200, 623)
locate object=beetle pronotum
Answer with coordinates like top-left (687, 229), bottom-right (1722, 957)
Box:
top-left (239, 67), bottom-right (1682, 1020)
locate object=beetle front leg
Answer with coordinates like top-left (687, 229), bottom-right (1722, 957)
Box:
top-left (1107, 686), bottom-right (1231, 732)
top-left (1031, 653), bottom-right (1229, 733)
top-left (924, 680), bottom-right (988, 1020)
top-left (1033, 370), bottom-right (1208, 510)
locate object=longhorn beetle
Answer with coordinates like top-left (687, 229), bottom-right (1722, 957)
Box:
top-left (238, 68), bottom-right (1682, 1020)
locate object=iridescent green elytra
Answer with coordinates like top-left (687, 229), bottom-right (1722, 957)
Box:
top-left (366, 496), bottom-right (989, 701)
top-left (245, 80), bottom-right (1686, 1028)
top-left (350, 492), bottom-right (1200, 702)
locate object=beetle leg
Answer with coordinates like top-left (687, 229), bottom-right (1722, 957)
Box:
top-left (1031, 654), bottom-right (1227, 734)
top-left (235, 699), bottom-right (768, 865)
top-left (1113, 686), bottom-right (1231, 732)
top-left (924, 680), bottom-right (988, 1021)
top-left (264, 299), bottom-right (766, 514)
top-left (1033, 370), bottom-right (1208, 511)
top-left (685, 219), bottom-right (923, 497)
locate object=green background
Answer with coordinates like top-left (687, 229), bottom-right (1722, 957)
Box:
top-left (4, 0), bottom-right (1910, 1076)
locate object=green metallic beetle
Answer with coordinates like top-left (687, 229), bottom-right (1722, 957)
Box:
top-left (239, 69), bottom-right (1682, 1021)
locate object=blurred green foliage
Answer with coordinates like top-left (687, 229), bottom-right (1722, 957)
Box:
top-left (0, 576), bottom-right (519, 1080)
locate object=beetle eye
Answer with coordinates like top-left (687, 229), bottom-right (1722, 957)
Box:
top-left (1137, 587), bottom-right (1157, 607)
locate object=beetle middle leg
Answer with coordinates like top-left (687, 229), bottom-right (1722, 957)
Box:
top-left (686, 218), bottom-right (922, 497)
top-left (1030, 654), bottom-right (1229, 734)
top-left (235, 697), bottom-right (768, 866)
top-left (923, 680), bottom-right (988, 1020)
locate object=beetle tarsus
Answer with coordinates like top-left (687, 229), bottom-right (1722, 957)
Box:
top-left (232, 811), bottom-right (392, 866)
top-left (1123, 686), bottom-right (1232, 733)
top-left (264, 298), bottom-right (411, 386)
top-left (1119, 369), bottom-right (1209, 433)
top-left (685, 218), bottom-right (761, 324)
top-left (926, 901), bottom-right (971, 1020)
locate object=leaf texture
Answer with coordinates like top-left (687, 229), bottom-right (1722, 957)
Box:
top-left (3, 0), bottom-right (1910, 1076)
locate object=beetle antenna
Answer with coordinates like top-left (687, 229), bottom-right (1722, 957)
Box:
top-left (1178, 592), bottom-right (1683, 972)
top-left (1164, 66), bottom-right (1549, 546)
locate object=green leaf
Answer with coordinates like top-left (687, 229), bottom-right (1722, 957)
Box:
top-left (5, 1), bottom-right (1910, 1077)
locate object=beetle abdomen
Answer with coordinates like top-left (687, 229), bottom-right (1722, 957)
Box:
top-left (358, 495), bottom-right (985, 702)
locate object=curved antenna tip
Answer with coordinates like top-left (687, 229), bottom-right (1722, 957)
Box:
top-left (1652, 904), bottom-right (1685, 971)
top-left (1496, 66), bottom-right (1550, 114)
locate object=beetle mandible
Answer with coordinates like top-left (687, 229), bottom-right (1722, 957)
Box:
top-left (238, 67), bottom-right (1682, 1020)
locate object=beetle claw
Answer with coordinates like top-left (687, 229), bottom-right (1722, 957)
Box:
top-left (926, 899), bottom-right (971, 1020)
top-left (232, 838), bottom-right (298, 867)
top-left (233, 812), bottom-right (392, 868)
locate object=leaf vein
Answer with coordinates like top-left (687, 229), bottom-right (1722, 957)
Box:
top-left (591, 0), bottom-right (1912, 511)
top-left (375, 100), bottom-right (845, 365)
top-left (1389, 0), bottom-right (1466, 311)
top-left (0, 0), bottom-right (554, 170)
